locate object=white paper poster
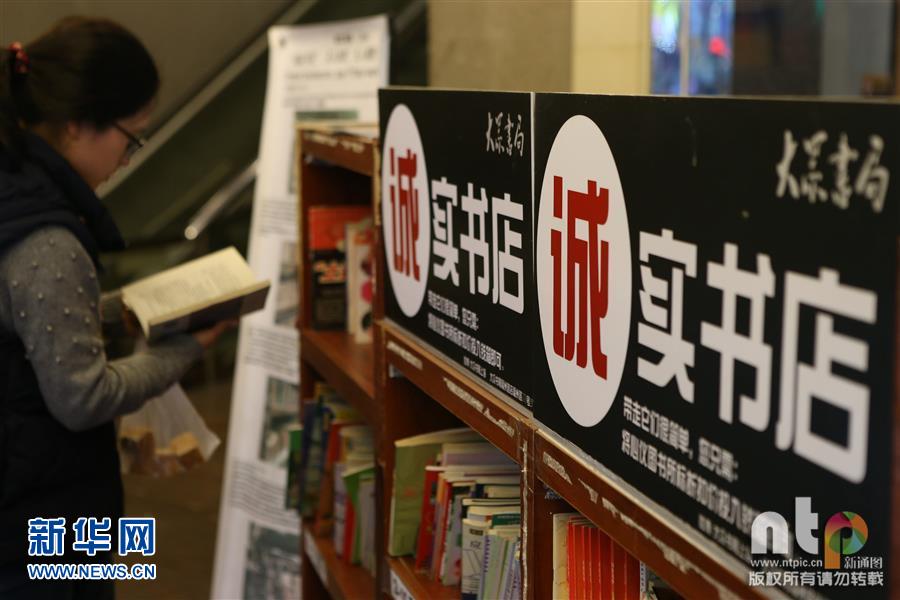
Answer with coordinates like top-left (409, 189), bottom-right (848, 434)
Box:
top-left (211, 15), bottom-right (388, 599)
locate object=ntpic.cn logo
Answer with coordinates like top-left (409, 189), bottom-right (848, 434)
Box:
top-left (537, 115), bottom-right (632, 427)
top-left (381, 103), bottom-right (431, 318)
top-left (752, 497), bottom-right (870, 570)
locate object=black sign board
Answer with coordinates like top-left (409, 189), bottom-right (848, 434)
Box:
top-left (379, 89), bottom-right (535, 410)
top-left (532, 93), bottom-right (897, 598)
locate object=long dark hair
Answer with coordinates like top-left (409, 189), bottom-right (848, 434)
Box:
top-left (0, 16), bottom-right (159, 162)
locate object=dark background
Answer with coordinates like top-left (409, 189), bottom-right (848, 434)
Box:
top-left (532, 93), bottom-right (898, 599)
top-left (380, 89), bottom-right (535, 410)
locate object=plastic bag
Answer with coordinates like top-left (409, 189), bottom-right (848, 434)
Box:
top-left (118, 383), bottom-right (220, 477)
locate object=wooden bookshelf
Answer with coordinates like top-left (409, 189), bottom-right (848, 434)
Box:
top-left (382, 321), bottom-right (529, 465)
top-left (532, 430), bottom-right (761, 599)
top-left (296, 126), bottom-right (381, 599)
top-left (298, 127), bottom-right (377, 177)
top-left (295, 122), bottom-right (379, 413)
top-left (527, 489), bottom-right (579, 600)
top-left (379, 318), bottom-right (763, 600)
top-left (300, 327), bottom-right (378, 424)
top-left (377, 337), bottom-right (464, 599)
top-left (294, 125), bottom-right (773, 600)
top-left (302, 523), bottom-right (377, 600)
top-left (387, 557), bottom-right (458, 600)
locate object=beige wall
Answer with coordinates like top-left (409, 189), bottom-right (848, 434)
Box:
top-left (570, 0), bottom-right (650, 94)
top-left (429, 0), bottom-right (650, 94)
top-left (0, 0), bottom-right (291, 128)
top-left (429, 0), bottom-right (573, 92)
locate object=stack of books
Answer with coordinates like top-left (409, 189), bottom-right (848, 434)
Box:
top-left (388, 428), bottom-right (522, 598)
top-left (307, 205), bottom-right (374, 342)
top-left (293, 383), bottom-right (360, 518)
top-left (286, 382), bottom-right (377, 575)
top-left (552, 510), bottom-right (678, 599)
top-left (329, 424), bottom-right (375, 574)
top-left (461, 505), bottom-right (521, 599)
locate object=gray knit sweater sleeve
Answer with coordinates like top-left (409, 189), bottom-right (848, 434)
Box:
top-left (0, 226), bottom-right (204, 432)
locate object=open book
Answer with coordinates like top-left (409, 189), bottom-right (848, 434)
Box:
top-left (121, 247), bottom-right (270, 342)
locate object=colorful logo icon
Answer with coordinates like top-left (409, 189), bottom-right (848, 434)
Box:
top-left (824, 511), bottom-right (868, 569)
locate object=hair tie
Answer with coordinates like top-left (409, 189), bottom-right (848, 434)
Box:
top-left (8, 42), bottom-right (29, 75)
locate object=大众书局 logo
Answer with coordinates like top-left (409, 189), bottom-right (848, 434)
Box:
top-left (537, 115), bottom-right (632, 427)
top-left (381, 104), bottom-right (431, 317)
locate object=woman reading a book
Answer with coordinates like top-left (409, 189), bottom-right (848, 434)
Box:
top-left (0, 17), bottom-right (230, 598)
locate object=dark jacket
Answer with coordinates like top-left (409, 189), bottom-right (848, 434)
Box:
top-left (0, 132), bottom-right (126, 565)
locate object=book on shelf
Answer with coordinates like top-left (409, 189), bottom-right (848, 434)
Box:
top-left (297, 383), bottom-right (360, 517)
top-left (292, 382), bottom-right (378, 574)
top-left (120, 246), bottom-right (269, 342)
top-left (596, 522), bottom-right (612, 599)
top-left (498, 537), bottom-right (521, 600)
top-left (471, 477), bottom-right (520, 499)
top-left (552, 510), bottom-right (669, 600)
top-left (357, 476), bottom-right (377, 576)
top-left (612, 538), bottom-right (631, 599)
top-left (389, 428), bottom-right (521, 599)
top-left (432, 480), bottom-right (471, 583)
top-left (440, 441), bottom-right (512, 466)
top-left (479, 525), bottom-right (520, 600)
top-left (461, 504), bottom-right (521, 600)
top-left (341, 462), bottom-right (376, 566)
top-left (430, 474), bottom-right (518, 585)
top-left (389, 435), bottom-right (521, 594)
top-left (313, 420), bottom-right (357, 533)
top-left (308, 205), bottom-right (370, 330)
top-left (415, 464), bottom-right (518, 570)
top-left (388, 427), bottom-right (484, 556)
top-left (413, 447), bottom-right (517, 571)
top-left (333, 456), bottom-right (375, 564)
top-left (551, 513), bottom-right (578, 598)
top-left (298, 410), bottom-right (322, 517)
top-left (339, 424), bottom-right (375, 456)
top-left (318, 422), bottom-right (371, 533)
top-left (284, 423), bottom-right (304, 510)
top-left (284, 377), bottom-right (380, 576)
top-left (333, 461), bottom-right (349, 555)
top-left (344, 216), bottom-right (374, 343)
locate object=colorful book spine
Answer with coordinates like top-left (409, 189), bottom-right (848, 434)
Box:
top-left (332, 463), bottom-right (347, 556)
top-left (308, 205), bottom-right (371, 329)
top-left (415, 469), bottom-right (441, 568)
top-left (461, 518), bottom-right (486, 600)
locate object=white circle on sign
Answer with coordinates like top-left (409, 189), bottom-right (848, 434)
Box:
top-left (381, 104), bottom-right (431, 317)
top-left (536, 115), bottom-right (632, 427)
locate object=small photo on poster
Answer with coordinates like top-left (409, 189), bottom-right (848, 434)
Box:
top-left (274, 241), bottom-right (298, 327)
top-left (259, 376), bottom-right (299, 466)
top-left (242, 523), bottom-right (300, 600)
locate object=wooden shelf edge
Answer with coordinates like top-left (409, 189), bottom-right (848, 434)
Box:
top-left (381, 321), bottom-right (529, 465)
top-left (387, 556), bottom-right (457, 600)
top-left (303, 523), bottom-right (376, 600)
top-left (300, 327), bottom-right (380, 424)
top-left (299, 127), bottom-right (377, 176)
top-left (378, 321), bottom-right (762, 598)
top-left (533, 429), bottom-right (764, 600)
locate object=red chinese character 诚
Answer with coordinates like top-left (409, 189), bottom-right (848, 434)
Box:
top-left (551, 176), bottom-right (610, 378)
top-left (389, 148), bottom-right (421, 280)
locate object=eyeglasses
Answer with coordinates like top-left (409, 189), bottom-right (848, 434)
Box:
top-left (112, 122), bottom-right (146, 160)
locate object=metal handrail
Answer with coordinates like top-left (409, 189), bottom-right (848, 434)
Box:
top-left (183, 160), bottom-right (257, 240)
